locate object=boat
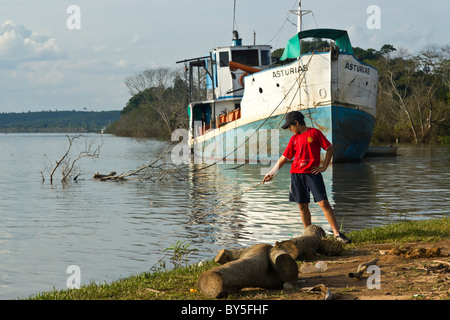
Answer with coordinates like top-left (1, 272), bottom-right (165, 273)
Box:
top-left (178, 1), bottom-right (378, 164)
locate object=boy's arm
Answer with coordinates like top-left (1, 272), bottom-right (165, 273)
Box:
top-left (311, 146), bottom-right (333, 175)
top-left (263, 155), bottom-right (288, 183)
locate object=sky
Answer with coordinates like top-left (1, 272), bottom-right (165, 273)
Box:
top-left (0, 0), bottom-right (448, 113)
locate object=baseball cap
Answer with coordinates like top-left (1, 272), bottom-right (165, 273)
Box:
top-left (281, 111), bottom-right (305, 129)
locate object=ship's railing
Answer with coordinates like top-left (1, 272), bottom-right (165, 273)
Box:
top-left (217, 108), bottom-right (241, 128)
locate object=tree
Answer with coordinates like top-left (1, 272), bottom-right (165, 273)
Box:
top-left (376, 46), bottom-right (449, 143)
top-left (379, 44), bottom-right (397, 58)
top-left (377, 49), bottom-right (418, 142)
top-left (124, 67), bottom-right (188, 134)
top-left (353, 47), bottom-right (381, 61)
top-left (436, 45), bottom-right (450, 102)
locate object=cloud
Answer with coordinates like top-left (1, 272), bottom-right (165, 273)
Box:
top-left (0, 20), bottom-right (66, 64)
top-left (130, 35), bottom-right (150, 47)
top-left (116, 59), bottom-right (127, 68)
top-left (93, 44), bottom-right (108, 53)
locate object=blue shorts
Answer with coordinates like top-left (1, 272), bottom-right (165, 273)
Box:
top-left (289, 173), bottom-right (328, 204)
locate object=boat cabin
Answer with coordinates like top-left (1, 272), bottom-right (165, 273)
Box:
top-left (178, 34), bottom-right (272, 137)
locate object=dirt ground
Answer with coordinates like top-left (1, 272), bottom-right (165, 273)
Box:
top-left (282, 239), bottom-right (449, 300)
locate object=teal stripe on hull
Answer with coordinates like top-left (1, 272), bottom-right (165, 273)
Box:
top-left (330, 106), bottom-right (375, 161)
top-left (196, 106), bottom-right (374, 163)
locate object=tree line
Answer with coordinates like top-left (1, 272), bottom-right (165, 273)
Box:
top-left (107, 68), bottom-right (188, 139)
top-left (108, 40), bottom-right (449, 144)
top-left (0, 110), bottom-right (120, 133)
top-left (357, 44), bottom-right (449, 144)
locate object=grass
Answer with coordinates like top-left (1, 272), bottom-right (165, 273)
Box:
top-left (27, 260), bottom-right (219, 300)
top-left (25, 216), bottom-right (449, 300)
top-left (347, 216), bottom-right (450, 244)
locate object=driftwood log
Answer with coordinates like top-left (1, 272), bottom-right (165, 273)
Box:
top-left (93, 172), bottom-right (121, 181)
top-left (197, 244), bottom-right (286, 299)
top-left (197, 225), bottom-right (343, 298)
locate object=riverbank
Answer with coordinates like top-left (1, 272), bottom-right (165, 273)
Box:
top-left (25, 217), bottom-right (449, 300)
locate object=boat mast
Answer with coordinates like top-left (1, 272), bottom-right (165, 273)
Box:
top-left (298, 1), bottom-right (302, 55)
top-left (298, 1), bottom-right (302, 33)
top-left (290, 1), bottom-right (310, 33)
top-left (290, 1), bottom-right (312, 52)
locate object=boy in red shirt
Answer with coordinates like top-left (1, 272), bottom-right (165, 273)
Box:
top-left (263, 111), bottom-right (351, 243)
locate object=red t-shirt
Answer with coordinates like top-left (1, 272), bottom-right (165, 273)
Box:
top-left (282, 128), bottom-right (332, 173)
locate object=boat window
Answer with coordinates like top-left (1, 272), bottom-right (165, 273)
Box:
top-left (261, 50), bottom-right (270, 66)
top-left (219, 51), bottom-right (229, 67)
top-left (231, 49), bottom-right (259, 67)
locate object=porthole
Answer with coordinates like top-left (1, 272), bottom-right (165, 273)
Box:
top-left (259, 88), bottom-right (263, 93)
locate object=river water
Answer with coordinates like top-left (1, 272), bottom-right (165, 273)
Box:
top-left (0, 133), bottom-right (448, 299)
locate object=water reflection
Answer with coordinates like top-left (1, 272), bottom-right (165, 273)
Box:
top-left (330, 160), bottom-right (379, 228)
top-left (183, 146), bottom-right (450, 250)
top-left (186, 162), bottom-right (332, 249)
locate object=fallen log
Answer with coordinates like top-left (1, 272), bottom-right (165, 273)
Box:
top-left (198, 225), bottom-right (343, 298)
top-left (93, 171), bottom-right (119, 180)
top-left (214, 247), bottom-right (250, 264)
top-left (197, 244), bottom-right (285, 298)
top-left (269, 242), bottom-right (299, 283)
top-left (278, 225), bottom-right (326, 260)
top-left (215, 244), bottom-right (299, 283)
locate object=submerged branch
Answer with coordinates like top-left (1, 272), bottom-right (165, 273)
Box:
top-left (93, 142), bottom-right (189, 182)
top-left (43, 134), bottom-right (103, 185)
top-left (44, 135), bottom-right (187, 185)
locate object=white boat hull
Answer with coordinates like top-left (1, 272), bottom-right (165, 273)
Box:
top-left (189, 50), bottom-right (378, 162)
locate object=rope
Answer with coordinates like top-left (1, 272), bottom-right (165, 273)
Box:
top-left (157, 53), bottom-right (316, 243)
top-left (266, 0), bottom-right (299, 46)
top-left (192, 52), bottom-right (315, 173)
top-left (229, 52), bottom-right (314, 170)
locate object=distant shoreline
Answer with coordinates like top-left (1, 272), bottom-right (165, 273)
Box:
top-left (0, 110), bottom-right (121, 133)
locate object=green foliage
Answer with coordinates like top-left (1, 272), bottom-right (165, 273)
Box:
top-left (362, 44), bottom-right (449, 144)
top-left (107, 103), bottom-right (171, 139)
top-left (26, 259), bottom-right (218, 300)
top-left (301, 38), bottom-right (330, 54)
top-left (436, 135), bottom-right (450, 145)
top-left (348, 217), bottom-right (450, 244)
top-left (121, 89), bottom-right (154, 115)
top-left (163, 241), bottom-right (198, 269)
top-left (0, 110), bottom-right (120, 133)
top-left (109, 69), bottom-right (188, 139)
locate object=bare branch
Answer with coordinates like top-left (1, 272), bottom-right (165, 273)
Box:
top-left (93, 142), bottom-right (189, 182)
top-left (49, 134), bottom-right (79, 184)
top-left (44, 134), bottom-right (103, 185)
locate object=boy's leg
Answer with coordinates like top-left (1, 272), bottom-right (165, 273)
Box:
top-left (305, 173), bottom-right (341, 237)
top-left (290, 174), bottom-right (312, 230)
top-left (318, 200), bottom-right (352, 243)
top-left (317, 200), bottom-right (340, 237)
top-left (298, 203), bottom-right (311, 229)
